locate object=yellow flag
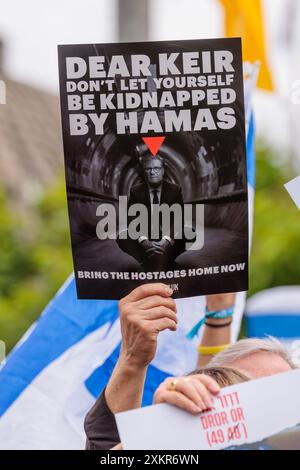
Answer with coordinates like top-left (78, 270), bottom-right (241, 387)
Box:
top-left (220, 0), bottom-right (273, 91)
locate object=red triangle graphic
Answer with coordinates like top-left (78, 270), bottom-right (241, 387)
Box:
top-left (142, 136), bottom-right (165, 156)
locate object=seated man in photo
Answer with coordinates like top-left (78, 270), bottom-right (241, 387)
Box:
top-left (117, 156), bottom-right (186, 271)
top-left (84, 283), bottom-right (296, 450)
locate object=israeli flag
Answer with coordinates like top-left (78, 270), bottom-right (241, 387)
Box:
top-left (246, 286), bottom-right (300, 360)
top-left (0, 67), bottom-right (257, 450)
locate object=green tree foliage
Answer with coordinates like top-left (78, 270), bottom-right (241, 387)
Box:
top-left (249, 146), bottom-right (300, 296)
top-left (1, 147), bottom-right (300, 351)
top-left (0, 177), bottom-right (72, 352)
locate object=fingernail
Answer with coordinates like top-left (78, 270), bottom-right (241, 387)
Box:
top-left (165, 287), bottom-right (173, 295)
top-left (194, 405), bottom-right (202, 413)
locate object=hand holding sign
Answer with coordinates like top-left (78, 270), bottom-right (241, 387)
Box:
top-left (104, 283), bottom-right (177, 416)
top-left (153, 374), bottom-right (220, 414)
top-left (118, 283), bottom-right (177, 369)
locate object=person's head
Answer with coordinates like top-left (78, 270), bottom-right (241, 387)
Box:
top-left (190, 365), bottom-right (251, 387)
top-left (140, 156), bottom-right (164, 188)
top-left (207, 337), bottom-right (296, 380)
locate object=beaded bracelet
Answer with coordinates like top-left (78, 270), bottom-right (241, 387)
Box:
top-left (205, 318), bottom-right (233, 328)
top-left (186, 306), bottom-right (234, 340)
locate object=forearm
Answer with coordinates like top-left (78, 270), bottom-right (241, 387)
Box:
top-left (105, 351), bottom-right (147, 414)
top-left (85, 283), bottom-right (176, 450)
top-left (197, 293), bottom-right (235, 368)
top-left (85, 347), bottom-right (148, 450)
top-left (197, 318), bottom-right (231, 368)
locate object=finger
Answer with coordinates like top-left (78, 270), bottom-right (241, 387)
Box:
top-left (193, 380), bottom-right (214, 409)
top-left (151, 317), bottom-right (177, 333)
top-left (192, 374), bottom-right (221, 394)
top-left (148, 250), bottom-right (164, 256)
top-left (136, 295), bottom-right (177, 312)
top-left (147, 247), bottom-right (164, 255)
top-left (151, 242), bottom-right (160, 248)
top-left (146, 252), bottom-right (159, 259)
top-left (146, 250), bottom-right (164, 259)
top-left (145, 246), bottom-right (159, 254)
top-left (142, 306), bottom-right (178, 324)
top-left (154, 389), bottom-right (202, 414)
top-left (126, 283), bottom-right (173, 302)
top-left (166, 378), bottom-right (207, 410)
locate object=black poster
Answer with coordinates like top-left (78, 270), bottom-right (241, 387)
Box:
top-left (58, 38), bottom-right (248, 300)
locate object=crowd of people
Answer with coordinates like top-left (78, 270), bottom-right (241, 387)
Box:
top-left (84, 283), bottom-right (296, 450)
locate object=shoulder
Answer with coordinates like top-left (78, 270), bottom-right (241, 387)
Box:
top-left (163, 180), bottom-right (181, 193)
top-left (129, 182), bottom-right (148, 201)
top-left (130, 182), bottom-right (147, 194)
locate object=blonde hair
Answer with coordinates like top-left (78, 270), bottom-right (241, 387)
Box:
top-left (208, 337), bottom-right (296, 370)
top-left (190, 365), bottom-right (251, 388)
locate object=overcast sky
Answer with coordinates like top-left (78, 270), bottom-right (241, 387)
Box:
top-left (0, 0), bottom-right (299, 158)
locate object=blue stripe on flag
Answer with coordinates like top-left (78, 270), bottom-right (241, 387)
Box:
top-left (142, 365), bottom-right (171, 406)
top-left (0, 277), bottom-right (119, 416)
top-left (246, 315), bottom-right (300, 339)
top-left (85, 344), bottom-right (170, 406)
top-left (85, 345), bottom-right (121, 399)
top-left (246, 113), bottom-right (255, 188)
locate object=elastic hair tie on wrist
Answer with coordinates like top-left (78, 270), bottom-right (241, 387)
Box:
top-left (197, 343), bottom-right (231, 356)
top-left (205, 319), bottom-right (232, 328)
top-left (186, 306), bottom-right (234, 340)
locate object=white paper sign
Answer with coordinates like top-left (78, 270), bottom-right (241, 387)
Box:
top-left (116, 369), bottom-right (300, 450)
top-left (284, 175), bottom-right (300, 210)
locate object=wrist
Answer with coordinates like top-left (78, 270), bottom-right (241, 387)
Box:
top-left (186, 305), bottom-right (234, 340)
top-left (205, 317), bottom-right (233, 326)
top-left (206, 293), bottom-right (236, 311)
top-left (118, 348), bottom-right (149, 374)
top-left (105, 352), bottom-right (147, 414)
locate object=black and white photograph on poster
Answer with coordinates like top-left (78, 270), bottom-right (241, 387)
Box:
top-left (58, 38), bottom-right (248, 299)
top-left (227, 424), bottom-right (300, 450)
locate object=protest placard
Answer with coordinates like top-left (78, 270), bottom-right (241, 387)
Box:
top-left (116, 369), bottom-right (300, 450)
top-left (285, 175), bottom-right (300, 210)
top-left (58, 38), bottom-right (248, 299)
